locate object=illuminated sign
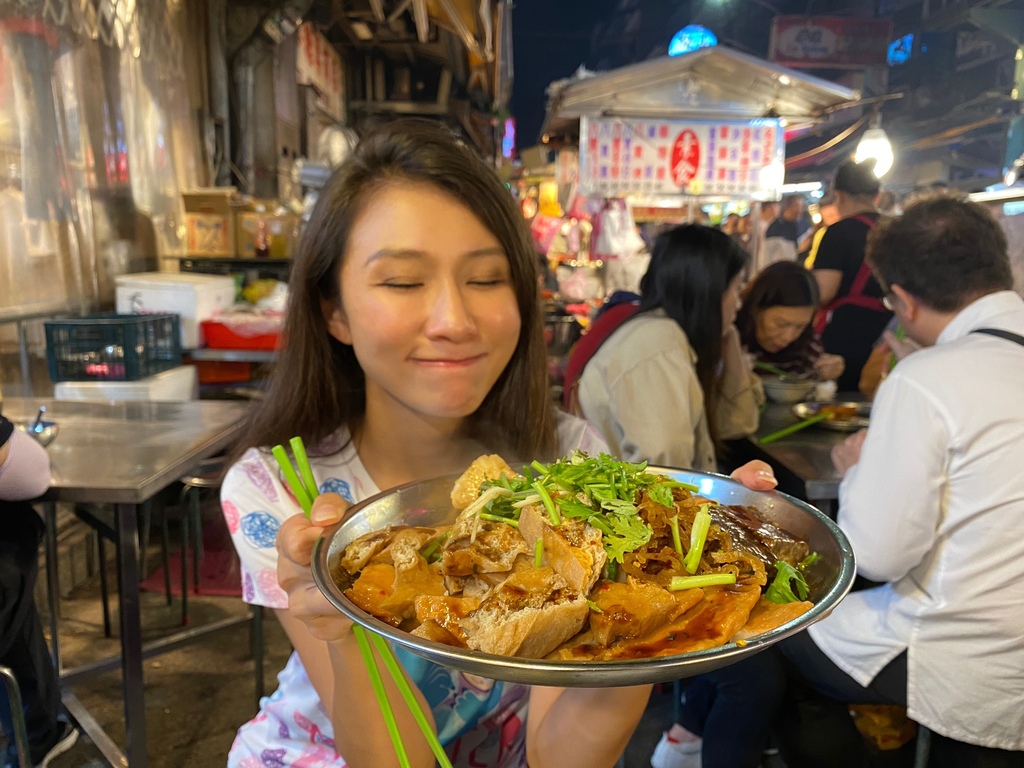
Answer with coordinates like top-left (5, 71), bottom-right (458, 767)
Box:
top-left (888, 33), bottom-right (913, 66)
top-left (668, 25), bottom-right (717, 57)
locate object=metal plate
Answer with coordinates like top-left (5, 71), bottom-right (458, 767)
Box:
top-left (792, 401), bottom-right (872, 432)
top-left (312, 468), bottom-right (855, 688)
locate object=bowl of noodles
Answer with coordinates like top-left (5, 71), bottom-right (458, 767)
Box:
top-left (312, 453), bottom-right (855, 687)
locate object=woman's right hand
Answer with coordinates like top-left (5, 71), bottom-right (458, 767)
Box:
top-left (276, 493), bottom-right (354, 641)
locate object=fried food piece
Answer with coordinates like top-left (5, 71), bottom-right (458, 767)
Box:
top-left (588, 578), bottom-right (685, 647)
top-left (440, 520), bottom-right (530, 576)
top-left (345, 563), bottom-right (399, 625)
top-left (450, 454), bottom-right (516, 510)
top-left (460, 567), bottom-right (588, 658)
top-left (733, 597), bottom-right (813, 641)
top-left (519, 503), bottom-right (606, 593)
top-left (414, 595), bottom-right (482, 643)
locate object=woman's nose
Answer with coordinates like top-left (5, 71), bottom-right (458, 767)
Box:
top-left (426, 282), bottom-right (477, 340)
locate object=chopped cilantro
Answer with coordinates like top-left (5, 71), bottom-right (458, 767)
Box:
top-left (766, 561), bottom-right (810, 604)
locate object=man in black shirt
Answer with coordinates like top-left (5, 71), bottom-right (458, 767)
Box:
top-left (812, 159), bottom-right (893, 392)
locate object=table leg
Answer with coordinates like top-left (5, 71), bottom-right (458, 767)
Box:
top-left (43, 502), bottom-right (62, 672)
top-left (16, 319), bottom-right (32, 398)
top-left (115, 502), bottom-right (148, 767)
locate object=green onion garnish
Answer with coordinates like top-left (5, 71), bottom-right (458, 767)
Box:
top-left (683, 504), bottom-right (712, 574)
top-left (668, 573), bottom-right (736, 591)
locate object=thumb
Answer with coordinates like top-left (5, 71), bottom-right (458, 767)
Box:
top-left (310, 493), bottom-right (349, 525)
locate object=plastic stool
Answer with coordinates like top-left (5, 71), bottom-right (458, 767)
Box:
top-left (0, 666), bottom-right (31, 768)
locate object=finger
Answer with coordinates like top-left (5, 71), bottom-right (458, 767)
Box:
top-left (731, 460), bottom-right (778, 491)
top-left (276, 513), bottom-right (325, 567)
top-left (310, 493), bottom-right (350, 525)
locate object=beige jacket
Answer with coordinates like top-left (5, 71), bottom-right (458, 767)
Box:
top-left (577, 310), bottom-right (762, 472)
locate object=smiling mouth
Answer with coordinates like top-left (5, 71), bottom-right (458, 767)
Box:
top-left (413, 354), bottom-right (486, 367)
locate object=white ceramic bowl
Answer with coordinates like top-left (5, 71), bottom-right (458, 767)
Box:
top-left (762, 376), bottom-right (817, 404)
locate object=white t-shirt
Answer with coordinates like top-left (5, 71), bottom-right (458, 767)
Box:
top-left (809, 291), bottom-right (1024, 750)
top-left (222, 413), bottom-right (607, 767)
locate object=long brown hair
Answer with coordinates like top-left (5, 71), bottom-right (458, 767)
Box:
top-left (233, 120), bottom-right (557, 461)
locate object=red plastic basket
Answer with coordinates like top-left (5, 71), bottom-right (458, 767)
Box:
top-left (201, 320), bottom-right (280, 351)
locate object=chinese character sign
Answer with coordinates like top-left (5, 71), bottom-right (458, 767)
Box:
top-left (297, 25), bottom-right (344, 121)
top-left (579, 117), bottom-right (785, 199)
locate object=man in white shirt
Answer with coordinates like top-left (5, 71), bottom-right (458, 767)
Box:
top-left (801, 194), bottom-right (1024, 765)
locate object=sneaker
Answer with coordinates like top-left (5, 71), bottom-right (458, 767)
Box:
top-left (651, 724), bottom-right (702, 768)
top-left (33, 723), bottom-right (78, 768)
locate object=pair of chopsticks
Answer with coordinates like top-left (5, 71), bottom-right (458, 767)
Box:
top-left (759, 413), bottom-right (828, 445)
top-left (273, 437), bottom-right (453, 768)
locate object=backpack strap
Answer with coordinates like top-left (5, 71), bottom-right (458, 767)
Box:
top-left (971, 328), bottom-right (1024, 347)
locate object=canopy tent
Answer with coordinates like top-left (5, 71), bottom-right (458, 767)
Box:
top-left (541, 46), bottom-right (858, 142)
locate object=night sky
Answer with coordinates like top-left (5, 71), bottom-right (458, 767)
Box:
top-left (510, 0), bottom-right (792, 148)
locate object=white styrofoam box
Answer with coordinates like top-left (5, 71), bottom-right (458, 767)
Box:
top-left (115, 272), bottom-right (236, 348)
top-left (54, 365), bottom-right (199, 402)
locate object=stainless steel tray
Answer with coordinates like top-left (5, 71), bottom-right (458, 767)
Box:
top-left (792, 401), bottom-right (872, 432)
top-left (312, 468), bottom-right (855, 688)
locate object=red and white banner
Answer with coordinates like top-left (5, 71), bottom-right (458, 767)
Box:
top-left (578, 117), bottom-right (784, 199)
top-left (297, 24), bottom-right (344, 121)
top-left (769, 16), bottom-right (893, 69)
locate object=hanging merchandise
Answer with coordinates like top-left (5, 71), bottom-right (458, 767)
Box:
top-left (591, 198), bottom-right (646, 261)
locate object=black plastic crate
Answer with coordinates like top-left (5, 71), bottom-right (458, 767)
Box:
top-left (44, 314), bottom-right (182, 382)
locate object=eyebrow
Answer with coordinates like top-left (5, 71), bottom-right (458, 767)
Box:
top-left (364, 247), bottom-right (506, 266)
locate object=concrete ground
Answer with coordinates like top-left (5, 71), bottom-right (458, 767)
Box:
top-left (40, 577), bottom-right (292, 768)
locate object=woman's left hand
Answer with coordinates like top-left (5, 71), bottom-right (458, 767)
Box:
top-left (731, 460), bottom-right (778, 491)
top-left (813, 353), bottom-right (845, 381)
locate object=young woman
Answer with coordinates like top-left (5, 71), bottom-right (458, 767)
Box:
top-left (574, 224), bottom-right (763, 472)
top-left (221, 121), bottom-right (777, 768)
top-left (736, 261), bottom-right (845, 381)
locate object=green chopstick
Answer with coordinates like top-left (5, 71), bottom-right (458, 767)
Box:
top-left (273, 435), bottom-right (445, 767)
top-left (272, 444), bottom-right (313, 515)
top-left (355, 627), bottom-right (412, 768)
top-left (370, 633), bottom-right (455, 768)
top-left (759, 413), bottom-right (828, 445)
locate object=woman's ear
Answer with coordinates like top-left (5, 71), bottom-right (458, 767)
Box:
top-left (321, 296), bottom-right (353, 345)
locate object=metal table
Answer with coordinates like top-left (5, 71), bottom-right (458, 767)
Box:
top-left (747, 398), bottom-right (869, 516)
top-left (4, 398), bottom-right (249, 767)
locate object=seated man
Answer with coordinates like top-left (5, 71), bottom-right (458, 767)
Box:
top-left (0, 414), bottom-right (78, 767)
top-left (666, 193), bottom-right (1024, 768)
top-left (807, 194), bottom-right (1024, 764)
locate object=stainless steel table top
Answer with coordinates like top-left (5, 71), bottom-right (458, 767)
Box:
top-left (3, 398), bottom-right (249, 503)
top-left (752, 397), bottom-right (869, 501)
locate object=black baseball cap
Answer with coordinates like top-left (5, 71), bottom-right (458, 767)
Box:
top-left (834, 159), bottom-right (881, 196)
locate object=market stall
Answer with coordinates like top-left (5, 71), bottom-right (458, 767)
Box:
top-left (531, 46), bottom-right (858, 396)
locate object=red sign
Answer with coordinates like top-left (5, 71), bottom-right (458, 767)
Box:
top-left (769, 16), bottom-right (893, 69)
top-left (671, 130), bottom-right (700, 187)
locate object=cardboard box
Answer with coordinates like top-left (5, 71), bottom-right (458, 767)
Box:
top-left (235, 211), bottom-right (299, 259)
top-left (239, 213), bottom-right (298, 258)
top-left (183, 188), bottom-right (238, 257)
top-left (115, 272), bottom-right (236, 348)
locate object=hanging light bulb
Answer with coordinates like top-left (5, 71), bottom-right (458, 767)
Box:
top-left (855, 127), bottom-right (894, 178)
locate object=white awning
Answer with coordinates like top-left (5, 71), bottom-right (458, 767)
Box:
top-left (541, 46), bottom-right (859, 139)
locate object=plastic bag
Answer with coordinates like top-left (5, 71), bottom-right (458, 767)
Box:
top-left (592, 199), bottom-right (645, 261)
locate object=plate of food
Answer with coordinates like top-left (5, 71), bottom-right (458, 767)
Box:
top-left (791, 401), bottom-right (872, 432)
top-left (312, 453), bottom-right (855, 687)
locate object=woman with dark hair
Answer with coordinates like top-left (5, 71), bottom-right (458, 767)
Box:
top-left (737, 261), bottom-right (845, 381)
top-left (576, 224), bottom-right (764, 471)
top-left (221, 122), bottom-right (777, 768)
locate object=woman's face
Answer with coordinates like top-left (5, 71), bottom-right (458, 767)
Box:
top-left (325, 182), bottom-right (521, 428)
top-left (721, 273), bottom-right (744, 332)
top-left (754, 305), bottom-right (815, 352)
